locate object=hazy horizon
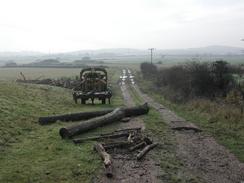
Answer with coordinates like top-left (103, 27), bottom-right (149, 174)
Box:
top-left (1, 0), bottom-right (244, 53)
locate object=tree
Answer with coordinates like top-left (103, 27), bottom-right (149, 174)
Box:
top-left (211, 60), bottom-right (233, 92)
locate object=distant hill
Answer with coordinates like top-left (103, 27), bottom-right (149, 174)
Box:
top-left (159, 46), bottom-right (244, 55)
top-left (0, 46), bottom-right (243, 64)
top-left (0, 51), bottom-right (44, 57)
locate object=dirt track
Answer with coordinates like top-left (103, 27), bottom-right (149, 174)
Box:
top-left (98, 74), bottom-right (161, 182)
top-left (99, 68), bottom-right (244, 183)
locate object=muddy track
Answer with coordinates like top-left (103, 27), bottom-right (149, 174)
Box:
top-left (98, 79), bottom-right (161, 182)
top-left (132, 84), bottom-right (244, 183)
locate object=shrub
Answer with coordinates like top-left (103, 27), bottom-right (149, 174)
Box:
top-left (140, 62), bottom-right (157, 79)
top-left (140, 61), bottom-right (242, 102)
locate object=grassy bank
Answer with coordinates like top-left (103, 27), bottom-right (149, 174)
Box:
top-left (136, 74), bottom-right (244, 162)
top-left (0, 67), bottom-right (124, 183)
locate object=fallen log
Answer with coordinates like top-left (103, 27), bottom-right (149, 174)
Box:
top-left (94, 143), bottom-right (113, 178)
top-left (115, 127), bottom-right (142, 133)
top-left (59, 104), bottom-right (149, 138)
top-left (60, 108), bottom-right (125, 138)
top-left (73, 131), bottom-right (130, 144)
top-left (123, 103), bottom-right (149, 117)
top-left (40, 103), bottom-right (149, 125)
top-left (136, 143), bottom-right (158, 160)
top-left (143, 137), bottom-right (153, 145)
top-left (73, 128), bottom-right (142, 144)
top-left (103, 141), bottom-right (132, 149)
top-left (39, 109), bottom-right (113, 125)
top-left (129, 141), bottom-right (146, 152)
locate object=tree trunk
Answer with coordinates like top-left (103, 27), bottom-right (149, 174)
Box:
top-left (59, 104), bottom-right (149, 138)
top-left (39, 109), bottom-right (113, 125)
top-left (123, 103), bottom-right (149, 117)
top-left (73, 131), bottom-right (131, 144)
top-left (60, 108), bottom-right (125, 138)
top-left (39, 103), bottom-right (149, 125)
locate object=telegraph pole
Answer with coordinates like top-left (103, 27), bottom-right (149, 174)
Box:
top-left (148, 48), bottom-right (155, 64)
top-left (241, 39), bottom-right (244, 54)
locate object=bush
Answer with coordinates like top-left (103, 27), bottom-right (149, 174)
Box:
top-left (140, 62), bottom-right (157, 79)
top-left (186, 62), bottom-right (215, 97)
top-left (140, 61), bottom-right (242, 102)
top-left (211, 60), bottom-right (234, 96)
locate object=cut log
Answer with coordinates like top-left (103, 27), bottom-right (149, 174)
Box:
top-left (103, 141), bottom-right (132, 149)
top-left (59, 104), bottom-right (149, 138)
top-left (72, 131), bottom-right (130, 144)
top-left (123, 103), bottom-right (149, 117)
top-left (94, 143), bottom-right (113, 178)
top-left (129, 141), bottom-right (146, 152)
top-left (115, 127), bottom-right (142, 133)
top-left (39, 103), bottom-right (149, 125)
top-left (136, 143), bottom-right (158, 160)
top-left (60, 108), bottom-right (125, 138)
top-left (39, 109), bottom-right (113, 125)
top-left (143, 137), bottom-right (153, 145)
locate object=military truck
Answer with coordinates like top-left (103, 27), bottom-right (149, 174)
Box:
top-left (72, 67), bottom-right (112, 104)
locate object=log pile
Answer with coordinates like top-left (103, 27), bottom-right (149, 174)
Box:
top-left (16, 73), bottom-right (80, 89)
top-left (39, 103), bottom-right (149, 125)
top-left (38, 103), bottom-right (157, 178)
top-left (74, 127), bottom-right (158, 177)
top-left (59, 103), bottom-right (149, 138)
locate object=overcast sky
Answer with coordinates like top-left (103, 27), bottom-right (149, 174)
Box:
top-left (0, 0), bottom-right (244, 52)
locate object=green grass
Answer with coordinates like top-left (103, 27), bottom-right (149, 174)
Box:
top-left (0, 67), bottom-right (124, 183)
top-left (0, 68), bottom-right (82, 80)
top-left (128, 85), bottom-right (143, 105)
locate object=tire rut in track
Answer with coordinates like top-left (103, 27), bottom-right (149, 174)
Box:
top-left (97, 82), bottom-right (161, 183)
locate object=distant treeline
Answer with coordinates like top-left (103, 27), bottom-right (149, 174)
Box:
top-left (140, 61), bottom-right (244, 103)
top-left (3, 58), bottom-right (106, 68)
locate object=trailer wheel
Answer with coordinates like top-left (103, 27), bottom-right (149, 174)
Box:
top-left (102, 98), bottom-right (106, 104)
top-left (73, 94), bottom-right (77, 104)
top-left (81, 99), bottom-right (86, 104)
top-left (108, 97), bottom-right (111, 104)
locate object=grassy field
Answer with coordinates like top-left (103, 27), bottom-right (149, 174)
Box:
top-left (0, 67), bottom-right (125, 183)
top-left (0, 64), bottom-right (139, 81)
